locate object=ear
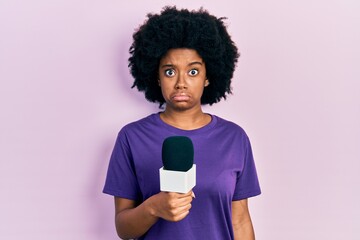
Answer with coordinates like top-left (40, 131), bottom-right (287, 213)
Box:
top-left (204, 79), bottom-right (210, 87)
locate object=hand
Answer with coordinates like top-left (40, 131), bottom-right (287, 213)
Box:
top-left (147, 190), bottom-right (194, 222)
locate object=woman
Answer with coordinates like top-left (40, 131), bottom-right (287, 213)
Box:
top-left (103, 6), bottom-right (261, 239)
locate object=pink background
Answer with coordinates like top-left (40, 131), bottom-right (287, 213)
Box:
top-left (1, 0), bottom-right (359, 239)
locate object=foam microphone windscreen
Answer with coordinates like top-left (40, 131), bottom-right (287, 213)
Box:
top-left (162, 136), bottom-right (194, 172)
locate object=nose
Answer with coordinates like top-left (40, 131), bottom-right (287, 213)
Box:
top-left (175, 73), bottom-right (187, 90)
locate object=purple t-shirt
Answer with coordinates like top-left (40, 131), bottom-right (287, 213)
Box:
top-left (103, 113), bottom-right (261, 239)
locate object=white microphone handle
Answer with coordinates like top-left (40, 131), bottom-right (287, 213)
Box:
top-left (159, 164), bottom-right (196, 193)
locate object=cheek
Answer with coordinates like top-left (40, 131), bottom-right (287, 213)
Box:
top-left (194, 80), bottom-right (207, 90)
top-left (159, 82), bottom-right (173, 97)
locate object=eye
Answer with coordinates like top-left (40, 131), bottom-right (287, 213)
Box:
top-left (164, 69), bottom-right (176, 77)
top-left (188, 69), bottom-right (199, 76)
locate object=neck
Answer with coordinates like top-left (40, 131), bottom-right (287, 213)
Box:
top-left (160, 107), bottom-right (211, 130)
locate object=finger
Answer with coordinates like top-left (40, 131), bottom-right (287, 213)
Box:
top-left (169, 210), bottom-right (190, 222)
top-left (175, 191), bottom-right (193, 198)
top-left (171, 202), bottom-right (192, 216)
top-left (174, 195), bottom-right (193, 206)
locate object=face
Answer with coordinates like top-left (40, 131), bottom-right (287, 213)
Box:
top-left (158, 48), bottom-right (209, 112)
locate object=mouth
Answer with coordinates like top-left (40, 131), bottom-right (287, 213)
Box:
top-left (171, 92), bottom-right (190, 101)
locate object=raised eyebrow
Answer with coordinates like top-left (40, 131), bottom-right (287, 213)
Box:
top-left (160, 61), bottom-right (203, 68)
top-left (160, 64), bottom-right (174, 69)
top-left (188, 61), bottom-right (203, 66)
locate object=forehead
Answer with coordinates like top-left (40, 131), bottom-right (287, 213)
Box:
top-left (160, 48), bottom-right (204, 64)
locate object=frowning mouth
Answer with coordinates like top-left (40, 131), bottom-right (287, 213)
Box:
top-left (171, 92), bottom-right (190, 101)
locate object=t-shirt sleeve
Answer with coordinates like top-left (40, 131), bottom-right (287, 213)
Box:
top-left (232, 136), bottom-right (261, 201)
top-left (103, 130), bottom-right (142, 201)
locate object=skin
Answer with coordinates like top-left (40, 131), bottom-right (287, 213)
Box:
top-left (158, 48), bottom-right (211, 129)
top-left (114, 191), bottom-right (193, 239)
top-left (232, 199), bottom-right (256, 240)
top-left (114, 48), bottom-right (255, 239)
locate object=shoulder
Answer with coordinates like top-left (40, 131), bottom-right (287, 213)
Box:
top-left (212, 115), bottom-right (248, 136)
top-left (115, 113), bottom-right (164, 145)
top-left (210, 115), bottom-right (252, 148)
top-left (120, 113), bottom-right (158, 134)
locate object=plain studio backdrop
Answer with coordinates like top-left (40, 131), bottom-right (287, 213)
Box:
top-left (0, 0), bottom-right (359, 239)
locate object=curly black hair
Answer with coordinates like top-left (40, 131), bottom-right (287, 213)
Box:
top-left (128, 6), bottom-right (239, 106)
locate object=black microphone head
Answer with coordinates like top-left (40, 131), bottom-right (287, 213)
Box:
top-left (162, 136), bottom-right (194, 172)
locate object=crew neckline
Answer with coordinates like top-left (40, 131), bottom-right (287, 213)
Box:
top-left (152, 112), bottom-right (217, 135)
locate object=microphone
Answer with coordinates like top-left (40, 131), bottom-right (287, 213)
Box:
top-left (159, 136), bottom-right (196, 193)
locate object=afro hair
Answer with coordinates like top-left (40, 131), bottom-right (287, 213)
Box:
top-left (128, 6), bottom-right (239, 106)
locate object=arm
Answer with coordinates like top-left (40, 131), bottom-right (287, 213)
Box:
top-left (114, 191), bottom-right (193, 239)
top-left (232, 199), bottom-right (255, 240)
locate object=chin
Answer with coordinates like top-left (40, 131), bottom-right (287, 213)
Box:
top-left (168, 101), bottom-right (193, 111)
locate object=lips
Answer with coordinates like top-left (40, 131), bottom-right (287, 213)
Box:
top-left (171, 92), bottom-right (190, 101)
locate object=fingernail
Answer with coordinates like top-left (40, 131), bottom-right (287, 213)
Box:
top-left (191, 192), bottom-right (196, 198)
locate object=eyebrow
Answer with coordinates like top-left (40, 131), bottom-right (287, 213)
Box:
top-left (160, 61), bottom-right (203, 68)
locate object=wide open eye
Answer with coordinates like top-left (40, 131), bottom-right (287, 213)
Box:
top-left (165, 69), bottom-right (176, 77)
top-left (188, 69), bottom-right (199, 76)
